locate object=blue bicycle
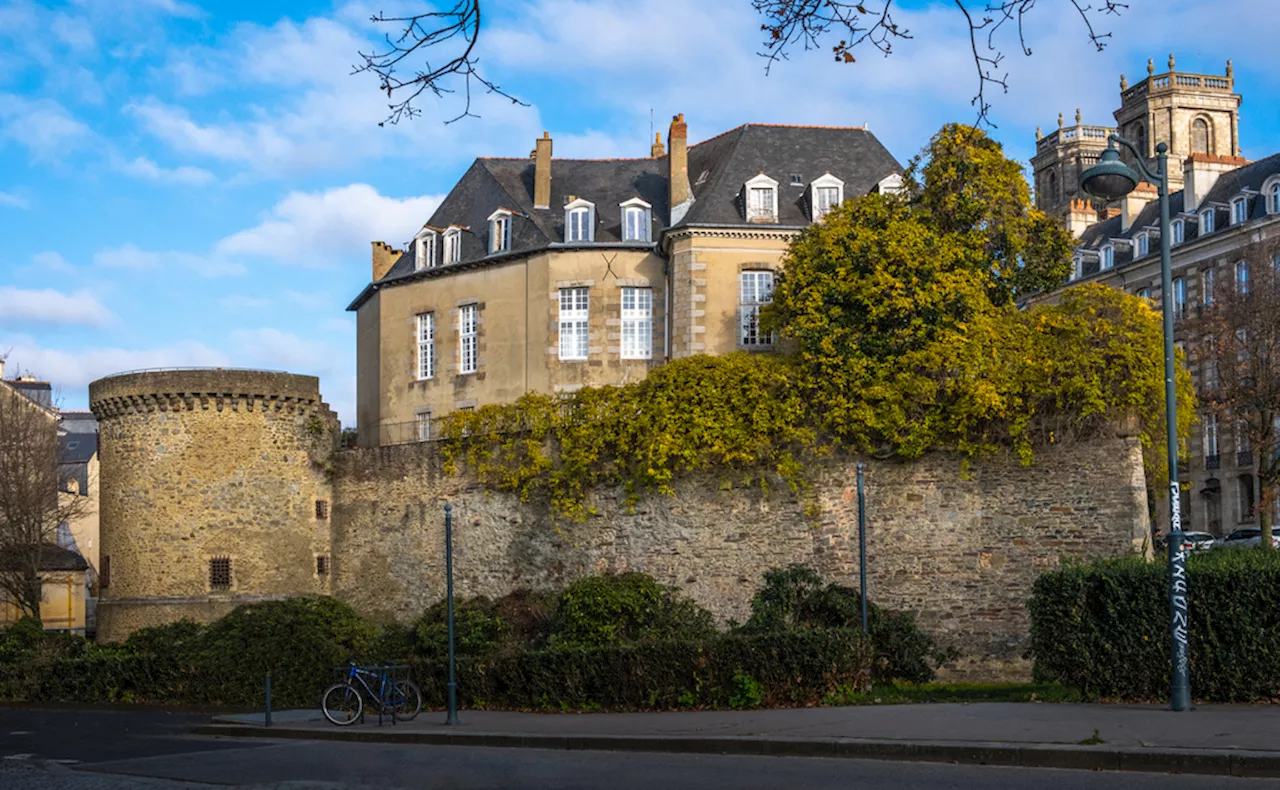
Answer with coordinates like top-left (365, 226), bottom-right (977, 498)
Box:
top-left (321, 663), bottom-right (422, 726)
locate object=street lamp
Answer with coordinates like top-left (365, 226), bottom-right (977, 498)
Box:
top-left (1080, 137), bottom-right (1191, 712)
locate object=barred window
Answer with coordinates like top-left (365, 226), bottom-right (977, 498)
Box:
top-left (209, 557), bottom-right (231, 590)
top-left (558, 287), bottom-right (590, 360)
top-left (316, 556), bottom-right (330, 576)
top-left (740, 271), bottom-right (775, 347)
top-left (460, 304), bottom-right (478, 374)
top-left (416, 312), bottom-right (435, 380)
top-left (415, 410), bottom-right (432, 442)
top-left (620, 287), bottom-right (652, 360)
top-left (315, 499), bottom-right (329, 520)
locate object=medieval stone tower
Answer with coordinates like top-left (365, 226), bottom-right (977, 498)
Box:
top-left (89, 369), bottom-right (338, 642)
top-left (1033, 55), bottom-right (1242, 220)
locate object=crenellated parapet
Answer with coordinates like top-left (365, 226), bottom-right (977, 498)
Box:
top-left (89, 369), bottom-right (333, 421)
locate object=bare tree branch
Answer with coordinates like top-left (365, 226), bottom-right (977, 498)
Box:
top-left (753, 0), bottom-right (1126, 128)
top-left (353, 1), bottom-right (527, 126)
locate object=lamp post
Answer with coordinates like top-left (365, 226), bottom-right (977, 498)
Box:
top-left (1080, 137), bottom-right (1191, 712)
top-left (444, 503), bottom-right (459, 725)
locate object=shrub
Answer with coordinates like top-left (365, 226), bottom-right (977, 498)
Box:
top-left (1028, 551), bottom-right (1280, 701)
top-left (412, 629), bottom-right (873, 711)
top-left (741, 565), bottom-right (955, 683)
top-left (414, 597), bottom-right (507, 660)
top-left (549, 573), bottom-right (716, 649)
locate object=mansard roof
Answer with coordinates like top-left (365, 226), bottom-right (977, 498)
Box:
top-left (348, 123), bottom-right (904, 310)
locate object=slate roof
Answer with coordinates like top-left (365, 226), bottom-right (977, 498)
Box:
top-left (1074, 152), bottom-right (1280, 279)
top-left (0, 544), bottom-right (88, 573)
top-left (6, 380), bottom-right (52, 410)
top-left (348, 124), bottom-right (903, 310)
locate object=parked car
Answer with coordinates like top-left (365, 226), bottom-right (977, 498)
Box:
top-left (1219, 528), bottom-right (1280, 549)
top-left (1181, 532), bottom-right (1216, 551)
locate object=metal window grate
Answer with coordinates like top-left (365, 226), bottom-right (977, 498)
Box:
top-left (209, 557), bottom-right (231, 590)
top-left (315, 499), bottom-right (330, 520)
top-left (317, 555), bottom-right (330, 576)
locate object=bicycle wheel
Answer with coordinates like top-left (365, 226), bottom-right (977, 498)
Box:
top-left (391, 679), bottom-right (423, 722)
top-left (321, 682), bottom-right (363, 726)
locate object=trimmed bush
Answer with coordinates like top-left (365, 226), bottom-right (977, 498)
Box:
top-left (1028, 551), bottom-right (1280, 701)
top-left (413, 629), bottom-right (874, 711)
top-left (549, 573), bottom-right (716, 649)
top-left (741, 565), bottom-right (956, 683)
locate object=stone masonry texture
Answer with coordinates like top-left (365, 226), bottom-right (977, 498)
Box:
top-left (332, 431), bottom-right (1149, 681)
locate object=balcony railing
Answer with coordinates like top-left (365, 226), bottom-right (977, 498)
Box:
top-left (1205, 454), bottom-right (1221, 470)
top-left (1238, 450), bottom-right (1254, 467)
top-left (1035, 124), bottom-right (1115, 153)
top-left (1122, 72), bottom-right (1234, 105)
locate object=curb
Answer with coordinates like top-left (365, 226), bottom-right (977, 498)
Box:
top-left (191, 724), bottom-right (1280, 778)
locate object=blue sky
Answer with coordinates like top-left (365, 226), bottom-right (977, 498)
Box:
top-left (2, 0), bottom-right (1278, 424)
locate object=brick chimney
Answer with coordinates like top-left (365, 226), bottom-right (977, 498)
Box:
top-left (371, 241), bottom-right (402, 282)
top-left (669, 113), bottom-right (691, 223)
top-left (1121, 182), bottom-right (1158, 232)
top-left (1183, 153), bottom-right (1248, 213)
top-left (534, 132), bottom-right (553, 209)
top-left (651, 132), bottom-right (665, 158)
top-left (1065, 199), bottom-right (1096, 239)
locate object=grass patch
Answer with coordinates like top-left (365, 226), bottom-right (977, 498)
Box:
top-left (823, 682), bottom-right (1082, 706)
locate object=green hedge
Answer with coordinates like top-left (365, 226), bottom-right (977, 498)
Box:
top-left (1028, 551), bottom-right (1280, 701)
top-left (412, 629), bottom-right (874, 710)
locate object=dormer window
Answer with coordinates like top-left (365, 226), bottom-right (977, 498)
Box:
top-left (1231, 196), bottom-right (1248, 225)
top-left (744, 173), bottom-right (778, 223)
top-left (809, 173), bottom-right (844, 222)
top-left (1267, 180), bottom-right (1280, 214)
top-left (619, 197), bottom-right (652, 242)
top-left (1135, 232), bottom-right (1149, 258)
top-left (488, 209), bottom-right (512, 254)
top-left (1200, 208), bottom-right (1215, 235)
top-left (1171, 218), bottom-right (1185, 245)
top-left (1071, 254), bottom-right (1083, 281)
top-left (1101, 244), bottom-right (1114, 270)
top-left (414, 228), bottom-right (437, 271)
top-left (564, 198), bottom-right (595, 243)
top-left (443, 227), bottom-right (463, 264)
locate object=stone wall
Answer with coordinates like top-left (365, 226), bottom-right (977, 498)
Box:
top-left (90, 370), bottom-right (339, 642)
top-left (332, 428), bottom-right (1149, 680)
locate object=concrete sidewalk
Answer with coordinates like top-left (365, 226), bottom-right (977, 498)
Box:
top-left (196, 703), bottom-right (1280, 778)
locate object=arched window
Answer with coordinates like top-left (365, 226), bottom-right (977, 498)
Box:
top-left (413, 228), bottom-right (437, 271)
top-left (1192, 118), bottom-right (1211, 154)
top-left (443, 227), bottom-right (463, 264)
top-left (487, 209), bottom-right (512, 254)
top-left (1135, 123), bottom-right (1148, 158)
top-left (1266, 180), bottom-right (1280, 214)
top-left (619, 197), bottom-right (652, 242)
top-left (1048, 171), bottom-right (1058, 200)
top-left (564, 198), bottom-right (595, 243)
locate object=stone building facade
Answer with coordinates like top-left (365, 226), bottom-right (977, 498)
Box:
top-left (349, 115), bottom-right (906, 446)
top-left (89, 370), bottom-right (339, 641)
top-left (1038, 57), bottom-right (1280, 536)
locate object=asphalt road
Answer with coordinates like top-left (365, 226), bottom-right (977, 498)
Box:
top-left (3, 708), bottom-right (1280, 789)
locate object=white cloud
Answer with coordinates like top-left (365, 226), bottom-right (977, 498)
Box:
top-left (216, 184), bottom-right (443, 267)
top-left (95, 244), bottom-right (246, 278)
top-left (0, 287), bottom-right (113, 327)
top-left (29, 251), bottom-right (76, 273)
top-left (116, 155), bottom-right (216, 186)
top-left (0, 191), bottom-right (28, 208)
top-left (0, 94), bottom-right (93, 161)
top-left (51, 13), bottom-right (96, 53)
top-left (125, 99), bottom-right (298, 165)
top-left (228, 327), bottom-right (354, 424)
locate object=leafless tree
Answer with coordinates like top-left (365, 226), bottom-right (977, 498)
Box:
top-left (0, 382), bottom-right (89, 621)
top-left (1194, 237), bottom-right (1280, 550)
top-left (357, 1), bottom-right (1125, 127)
top-left (754, 0), bottom-right (1127, 127)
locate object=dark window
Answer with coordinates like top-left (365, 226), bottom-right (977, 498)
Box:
top-left (100, 555), bottom-right (110, 589)
top-left (315, 499), bottom-right (329, 520)
top-left (1192, 118), bottom-right (1210, 154)
top-left (790, 174), bottom-right (803, 186)
top-left (317, 556), bottom-right (330, 576)
top-left (210, 557), bottom-right (232, 590)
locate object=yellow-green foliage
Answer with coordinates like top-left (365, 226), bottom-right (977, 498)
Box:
top-left (440, 124), bottom-right (1194, 517)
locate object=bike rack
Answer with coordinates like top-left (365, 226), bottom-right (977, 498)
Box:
top-left (330, 664), bottom-right (414, 727)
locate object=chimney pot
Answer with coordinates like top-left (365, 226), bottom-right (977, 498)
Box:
top-left (651, 132), bottom-right (665, 158)
top-left (371, 241), bottom-right (399, 282)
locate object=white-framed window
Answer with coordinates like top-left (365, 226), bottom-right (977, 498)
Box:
top-left (415, 410), bottom-right (432, 442)
top-left (459, 303), bottom-right (478, 374)
top-left (416, 312), bottom-right (435, 380)
top-left (414, 229), bottom-right (437, 271)
top-left (744, 173), bottom-right (779, 223)
top-left (739, 270), bottom-right (775, 347)
top-left (564, 198), bottom-right (595, 243)
top-left (1232, 196), bottom-right (1248, 225)
top-left (1101, 244), bottom-right (1114, 270)
top-left (1200, 208), bottom-right (1215, 235)
top-left (620, 287), bottom-right (652, 360)
top-left (1202, 268), bottom-right (1215, 306)
top-left (488, 210), bottom-right (512, 254)
top-left (1173, 276), bottom-right (1186, 319)
top-left (1171, 218), bottom-right (1185, 245)
top-left (558, 287), bottom-right (590, 360)
top-left (1204, 413), bottom-right (1219, 458)
top-left (620, 197), bottom-right (652, 242)
top-left (444, 228), bottom-right (463, 264)
top-left (810, 173), bottom-right (845, 222)
top-left (1071, 255), bottom-right (1083, 281)
top-left (1268, 181), bottom-right (1280, 214)
top-left (1137, 286), bottom-right (1151, 301)
top-left (1135, 232), bottom-right (1149, 257)
top-left (1236, 260), bottom-right (1250, 294)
